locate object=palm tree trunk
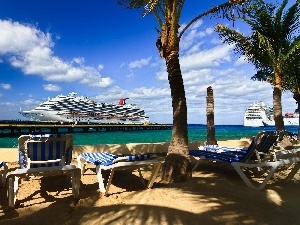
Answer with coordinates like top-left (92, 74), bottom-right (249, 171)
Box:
top-left (161, 52), bottom-right (192, 183)
top-left (273, 87), bottom-right (284, 131)
top-left (206, 86), bottom-right (217, 145)
top-left (273, 68), bottom-right (284, 130)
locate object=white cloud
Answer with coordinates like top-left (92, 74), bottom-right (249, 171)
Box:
top-left (97, 64), bottom-right (104, 71)
top-left (129, 57), bottom-right (152, 69)
top-left (72, 57), bottom-right (85, 64)
top-left (180, 44), bottom-right (233, 71)
top-left (0, 83), bottom-right (11, 90)
top-left (0, 20), bottom-right (53, 54)
top-left (234, 55), bottom-right (248, 66)
top-left (43, 84), bottom-right (61, 92)
top-left (0, 19), bottom-right (113, 88)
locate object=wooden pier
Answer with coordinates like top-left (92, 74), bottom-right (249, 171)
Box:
top-left (0, 121), bottom-right (173, 137)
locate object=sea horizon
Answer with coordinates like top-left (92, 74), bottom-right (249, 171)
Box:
top-left (0, 124), bottom-right (298, 148)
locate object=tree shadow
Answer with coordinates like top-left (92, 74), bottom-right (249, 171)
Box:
top-left (0, 160), bottom-right (299, 225)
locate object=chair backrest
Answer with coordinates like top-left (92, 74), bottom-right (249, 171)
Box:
top-left (18, 134), bottom-right (73, 169)
top-left (0, 161), bottom-right (5, 168)
top-left (240, 131), bottom-right (280, 163)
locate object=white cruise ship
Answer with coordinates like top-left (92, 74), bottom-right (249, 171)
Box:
top-left (19, 92), bottom-right (150, 124)
top-left (243, 102), bottom-right (273, 127)
top-left (262, 111), bottom-right (299, 126)
top-left (244, 101), bottom-right (299, 127)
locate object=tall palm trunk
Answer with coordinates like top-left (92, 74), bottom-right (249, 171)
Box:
top-left (160, 24), bottom-right (192, 183)
top-left (206, 86), bottom-right (217, 145)
top-left (273, 69), bottom-right (284, 131)
top-left (161, 53), bottom-right (192, 183)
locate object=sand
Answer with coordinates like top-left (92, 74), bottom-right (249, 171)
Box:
top-left (0, 140), bottom-right (299, 225)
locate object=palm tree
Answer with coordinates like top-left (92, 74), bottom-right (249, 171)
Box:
top-left (282, 34), bottom-right (300, 138)
top-left (206, 86), bottom-right (217, 145)
top-left (117, 0), bottom-right (254, 183)
top-left (216, 0), bottom-right (300, 131)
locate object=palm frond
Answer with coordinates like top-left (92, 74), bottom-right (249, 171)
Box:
top-left (282, 1), bottom-right (300, 41)
top-left (179, 0), bottom-right (255, 39)
top-left (251, 68), bottom-right (274, 83)
top-left (216, 24), bottom-right (249, 55)
top-left (143, 0), bottom-right (161, 16)
top-left (117, 0), bottom-right (146, 9)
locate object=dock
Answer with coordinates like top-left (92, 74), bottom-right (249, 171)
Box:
top-left (0, 121), bottom-right (173, 137)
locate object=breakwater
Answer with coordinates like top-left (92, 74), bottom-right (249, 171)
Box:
top-left (0, 121), bottom-right (173, 137)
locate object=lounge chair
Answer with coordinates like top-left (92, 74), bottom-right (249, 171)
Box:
top-left (7, 134), bottom-right (81, 208)
top-left (0, 161), bottom-right (8, 187)
top-left (77, 152), bottom-right (162, 196)
top-left (232, 148), bottom-right (300, 190)
top-left (191, 131), bottom-right (280, 168)
top-left (189, 131), bottom-right (285, 190)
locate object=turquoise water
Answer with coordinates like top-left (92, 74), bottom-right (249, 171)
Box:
top-left (0, 124), bottom-right (298, 148)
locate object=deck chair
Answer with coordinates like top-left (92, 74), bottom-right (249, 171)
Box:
top-left (0, 161), bottom-right (8, 187)
top-left (189, 131), bottom-right (282, 190)
top-left (191, 131), bottom-right (280, 167)
top-left (232, 148), bottom-right (300, 190)
top-left (77, 152), bottom-right (162, 196)
top-left (7, 134), bottom-right (80, 208)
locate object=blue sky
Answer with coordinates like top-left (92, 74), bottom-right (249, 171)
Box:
top-left (0, 0), bottom-right (297, 124)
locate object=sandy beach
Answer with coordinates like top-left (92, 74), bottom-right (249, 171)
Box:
top-left (0, 140), bottom-right (299, 225)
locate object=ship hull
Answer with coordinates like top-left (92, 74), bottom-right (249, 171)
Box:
top-left (263, 118), bottom-right (299, 126)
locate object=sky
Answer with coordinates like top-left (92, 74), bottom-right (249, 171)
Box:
top-left (0, 0), bottom-right (298, 125)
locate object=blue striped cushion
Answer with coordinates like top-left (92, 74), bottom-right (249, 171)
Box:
top-left (127, 154), bottom-right (152, 161)
top-left (30, 134), bottom-right (63, 138)
top-left (27, 141), bottom-right (66, 168)
top-left (79, 153), bottom-right (154, 166)
top-left (189, 150), bottom-right (242, 163)
top-left (0, 161), bottom-right (4, 168)
top-left (204, 146), bottom-right (247, 153)
top-left (80, 152), bottom-right (118, 166)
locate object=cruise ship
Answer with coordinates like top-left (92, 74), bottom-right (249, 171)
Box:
top-left (244, 101), bottom-right (299, 127)
top-left (19, 92), bottom-right (151, 124)
top-left (262, 111), bottom-right (299, 126)
top-left (243, 102), bottom-right (273, 127)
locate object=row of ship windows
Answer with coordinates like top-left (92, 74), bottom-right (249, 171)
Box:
top-left (66, 117), bottom-right (140, 121)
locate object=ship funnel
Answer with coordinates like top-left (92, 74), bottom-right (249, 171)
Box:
top-left (118, 98), bottom-right (129, 105)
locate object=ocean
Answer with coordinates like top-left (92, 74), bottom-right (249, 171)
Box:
top-left (0, 124), bottom-right (298, 148)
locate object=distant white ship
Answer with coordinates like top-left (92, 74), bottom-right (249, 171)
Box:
top-left (263, 111), bottom-right (299, 126)
top-left (243, 102), bottom-right (273, 127)
top-left (243, 102), bottom-right (299, 127)
top-left (19, 92), bottom-right (150, 124)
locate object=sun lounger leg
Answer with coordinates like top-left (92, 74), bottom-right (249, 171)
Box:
top-left (285, 162), bottom-right (300, 183)
top-left (137, 167), bottom-right (146, 186)
top-left (95, 165), bottom-right (107, 194)
top-left (147, 162), bottom-right (161, 189)
top-left (77, 156), bottom-right (86, 175)
top-left (192, 156), bottom-right (205, 171)
top-left (232, 161), bottom-right (282, 191)
top-left (8, 175), bottom-right (18, 208)
top-left (192, 161), bottom-right (201, 171)
top-left (0, 173), bottom-right (3, 188)
top-left (104, 169), bottom-right (115, 196)
top-left (71, 169), bottom-right (81, 199)
top-left (0, 162), bottom-right (8, 187)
